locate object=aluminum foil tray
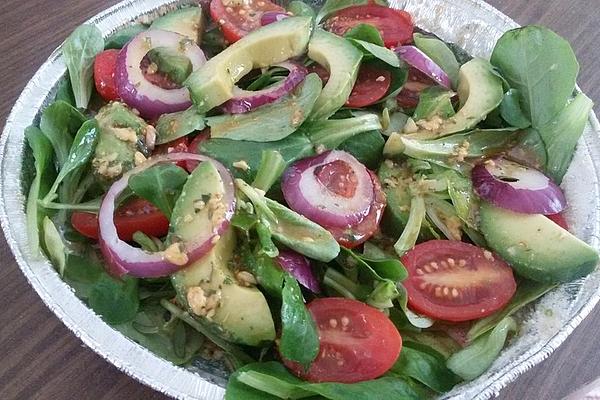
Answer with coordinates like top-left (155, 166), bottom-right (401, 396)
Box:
top-left (1, 0), bottom-right (599, 399)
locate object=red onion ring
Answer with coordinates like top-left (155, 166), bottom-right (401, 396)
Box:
top-left (98, 153), bottom-right (235, 278)
top-left (276, 249), bottom-right (321, 293)
top-left (260, 11), bottom-right (290, 26)
top-left (221, 61), bottom-right (308, 114)
top-left (472, 158), bottom-right (566, 214)
top-left (115, 29), bottom-right (206, 119)
top-left (395, 45), bottom-right (451, 89)
top-left (281, 150), bottom-right (374, 228)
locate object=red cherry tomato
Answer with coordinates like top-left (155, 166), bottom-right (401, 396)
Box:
top-left (401, 240), bottom-right (517, 322)
top-left (547, 213), bottom-right (569, 231)
top-left (185, 130), bottom-right (211, 171)
top-left (71, 198), bottom-right (169, 242)
top-left (154, 136), bottom-right (190, 169)
top-left (325, 171), bottom-right (386, 248)
top-left (94, 49), bottom-right (120, 102)
top-left (283, 298), bottom-right (402, 383)
top-left (346, 65), bottom-right (392, 108)
top-left (325, 5), bottom-right (413, 48)
top-left (396, 67), bottom-right (435, 109)
top-left (307, 64), bottom-right (392, 108)
top-left (210, 0), bottom-right (285, 43)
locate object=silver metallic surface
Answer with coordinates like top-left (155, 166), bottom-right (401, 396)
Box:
top-left (0, 0), bottom-right (598, 399)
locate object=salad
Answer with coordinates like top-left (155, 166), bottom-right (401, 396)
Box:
top-left (24, 0), bottom-right (599, 398)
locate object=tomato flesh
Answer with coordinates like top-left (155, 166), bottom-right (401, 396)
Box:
top-left (210, 0), bottom-right (285, 43)
top-left (401, 240), bottom-right (517, 322)
top-left (325, 5), bottom-right (413, 48)
top-left (315, 160), bottom-right (358, 198)
top-left (283, 298), bottom-right (402, 383)
top-left (325, 171), bottom-right (386, 248)
top-left (94, 49), bottom-right (120, 102)
top-left (547, 213), bottom-right (569, 231)
top-left (153, 136), bottom-right (190, 169)
top-left (346, 65), bottom-right (392, 108)
top-left (71, 198), bottom-right (169, 242)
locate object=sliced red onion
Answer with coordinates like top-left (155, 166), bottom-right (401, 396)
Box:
top-left (221, 61), bottom-right (308, 114)
top-left (115, 29), bottom-right (206, 119)
top-left (395, 46), bottom-right (451, 89)
top-left (472, 158), bottom-right (566, 214)
top-left (260, 11), bottom-right (290, 26)
top-left (282, 150), bottom-right (374, 228)
top-left (98, 153), bottom-right (235, 278)
top-left (325, 170), bottom-right (386, 249)
top-left (276, 250), bottom-right (321, 293)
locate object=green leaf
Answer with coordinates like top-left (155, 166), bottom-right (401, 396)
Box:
top-left (316, 0), bottom-right (376, 23)
top-left (396, 285), bottom-right (435, 329)
top-left (337, 130), bottom-right (385, 170)
top-left (39, 100), bottom-right (87, 169)
top-left (132, 231), bottom-right (162, 252)
top-left (304, 114), bottom-right (383, 150)
top-left (413, 33), bottom-right (460, 87)
top-left (413, 87), bottom-right (456, 121)
top-left (128, 163), bottom-right (189, 218)
top-left (89, 274), bottom-right (139, 325)
top-left (345, 23), bottom-right (384, 46)
top-left (241, 245), bottom-right (285, 298)
top-left (378, 61), bottom-right (408, 103)
top-left (511, 128), bottom-right (548, 170)
top-left (491, 25), bottom-right (579, 128)
top-left (394, 193), bottom-right (426, 257)
top-left (42, 118), bottom-right (99, 204)
top-left (266, 198), bottom-right (340, 262)
top-left (348, 39), bottom-right (400, 67)
top-left (340, 247), bottom-right (407, 282)
top-left (104, 24), bottom-right (146, 49)
top-left (399, 128), bottom-right (521, 170)
top-left (280, 275), bottom-right (320, 369)
top-left (252, 150), bottom-right (287, 193)
top-left (227, 361), bottom-right (421, 400)
top-left (287, 1), bottom-right (316, 19)
top-left (201, 133), bottom-right (314, 182)
top-left (499, 89), bottom-right (531, 129)
top-left (63, 252), bottom-right (104, 299)
top-left (538, 92), bottom-right (593, 183)
top-left (155, 107), bottom-right (206, 145)
top-left (391, 341), bottom-right (460, 393)
top-left (55, 76), bottom-right (76, 106)
top-left (447, 316), bottom-right (516, 380)
top-left (256, 221), bottom-right (280, 258)
top-left (424, 195), bottom-right (464, 241)
top-left (468, 280), bottom-right (555, 341)
top-left (63, 24), bottom-right (105, 109)
top-left (444, 169), bottom-right (477, 228)
top-left (206, 73), bottom-right (322, 142)
top-left (25, 126), bottom-right (55, 256)
top-left (42, 217), bottom-right (67, 276)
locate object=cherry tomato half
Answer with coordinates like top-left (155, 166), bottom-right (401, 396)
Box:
top-left (210, 0), bottom-right (285, 43)
top-left (325, 5), bottom-right (413, 48)
top-left (547, 213), bottom-right (569, 231)
top-left (346, 65), bottom-right (392, 108)
top-left (396, 67), bottom-right (435, 109)
top-left (154, 136), bottom-right (190, 169)
top-left (283, 298), bottom-right (402, 383)
top-left (94, 49), bottom-right (120, 102)
top-left (401, 240), bottom-right (517, 322)
top-left (325, 170), bottom-right (386, 248)
top-left (71, 198), bottom-right (169, 242)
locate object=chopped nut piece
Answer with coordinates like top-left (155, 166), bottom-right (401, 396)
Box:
top-left (232, 160), bottom-right (250, 171)
top-left (145, 125), bottom-right (157, 150)
top-left (163, 243), bottom-right (189, 266)
top-left (134, 151), bottom-right (147, 166)
top-left (236, 270), bottom-right (257, 287)
top-left (113, 127), bottom-right (138, 143)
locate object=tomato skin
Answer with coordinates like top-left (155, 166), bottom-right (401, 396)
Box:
top-left (325, 171), bottom-right (386, 248)
top-left (401, 240), bottom-right (517, 322)
top-left (71, 199), bottom-right (169, 242)
top-left (346, 65), bottom-right (392, 108)
top-left (210, 0), bottom-right (285, 43)
top-left (185, 130), bottom-right (211, 171)
top-left (547, 213), bottom-right (569, 231)
top-left (396, 67), bottom-right (435, 109)
top-left (94, 50), bottom-right (120, 102)
top-left (325, 5), bottom-right (414, 48)
top-left (283, 298), bottom-right (402, 383)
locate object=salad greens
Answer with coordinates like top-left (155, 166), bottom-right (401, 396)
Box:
top-left (22, 1), bottom-right (598, 399)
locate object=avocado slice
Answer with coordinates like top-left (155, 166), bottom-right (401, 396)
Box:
top-left (184, 16), bottom-right (313, 113)
top-left (205, 73), bottom-right (322, 142)
top-left (92, 102), bottom-right (149, 181)
top-left (147, 47), bottom-right (193, 85)
top-left (409, 58), bottom-right (503, 139)
top-left (479, 202), bottom-right (599, 283)
top-left (172, 229), bottom-right (276, 346)
top-left (307, 29), bottom-right (362, 121)
top-left (170, 161), bottom-right (275, 346)
top-left (150, 6), bottom-right (205, 43)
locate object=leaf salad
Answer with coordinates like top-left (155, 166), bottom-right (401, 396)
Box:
top-left (23, 0), bottom-right (598, 398)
